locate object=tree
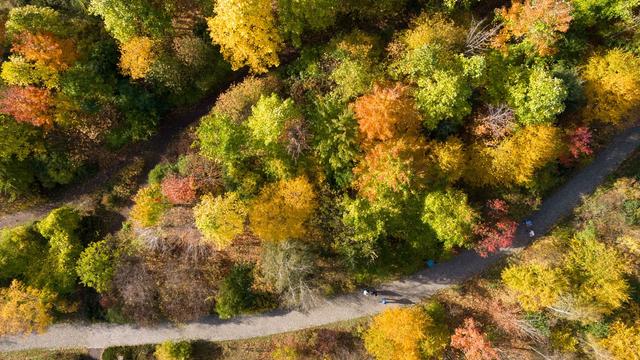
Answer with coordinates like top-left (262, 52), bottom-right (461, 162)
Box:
top-left (583, 50), bottom-right (640, 126)
top-left (76, 236), bottom-right (118, 293)
top-left (36, 206), bottom-right (84, 294)
top-left (155, 341), bottom-right (192, 360)
top-left (88, 0), bottom-right (171, 43)
top-left (0, 86), bottom-right (53, 127)
top-left (601, 321), bottom-right (640, 360)
top-left (193, 192), bottom-right (246, 250)
top-left (508, 66), bottom-right (567, 125)
top-left (502, 262), bottom-right (566, 311)
top-left (353, 84), bottom-right (421, 144)
top-left (399, 12), bottom-right (465, 52)
top-left (364, 305), bottom-right (449, 360)
top-left (215, 264), bottom-right (255, 319)
top-left (450, 318), bottom-right (499, 360)
top-left (276, 0), bottom-right (339, 46)
top-left (247, 94), bottom-right (301, 154)
top-left (0, 225), bottom-right (46, 283)
top-left (0, 280), bottom-right (53, 336)
top-left (119, 36), bottom-right (155, 79)
top-left (422, 189), bottom-right (478, 251)
top-left (11, 31), bottom-right (77, 73)
top-left (160, 175), bottom-right (196, 205)
top-left (354, 136), bottom-right (428, 201)
top-left (130, 184), bottom-right (170, 227)
top-left (260, 240), bottom-right (318, 310)
top-left (474, 199), bottom-right (518, 257)
top-left (562, 229), bottom-right (630, 319)
top-left (213, 75), bottom-right (281, 122)
top-left (5, 5), bottom-right (66, 37)
top-left (248, 177), bottom-right (316, 242)
top-left (208, 0), bottom-right (283, 73)
top-left (562, 126), bottom-right (593, 165)
top-left (571, 0), bottom-right (640, 27)
top-left (466, 124), bottom-right (563, 187)
top-left (493, 0), bottom-right (573, 56)
top-left (426, 137), bottom-right (466, 185)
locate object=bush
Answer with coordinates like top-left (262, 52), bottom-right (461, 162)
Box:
top-left (130, 184), bottom-right (170, 227)
top-left (76, 236), bottom-right (118, 293)
top-left (160, 175), bottom-right (196, 205)
top-left (215, 265), bottom-right (255, 319)
top-left (155, 340), bottom-right (192, 360)
top-left (193, 192), bottom-right (246, 250)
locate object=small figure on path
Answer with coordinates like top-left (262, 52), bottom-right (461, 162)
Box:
top-left (525, 219), bottom-right (534, 227)
top-left (528, 229), bottom-right (535, 238)
top-left (363, 289), bottom-right (369, 296)
top-left (380, 298), bottom-right (388, 305)
top-left (426, 259), bottom-right (435, 268)
top-left (371, 289), bottom-right (378, 296)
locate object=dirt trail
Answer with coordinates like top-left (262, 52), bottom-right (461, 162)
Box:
top-left (2, 125), bottom-right (639, 352)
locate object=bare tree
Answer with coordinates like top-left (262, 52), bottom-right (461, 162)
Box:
top-left (112, 255), bottom-right (160, 324)
top-left (465, 18), bottom-right (502, 56)
top-left (472, 104), bottom-right (516, 146)
top-left (283, 118), bottom-right (310, 161)
top-left (260, 240), bottom-right (320, 312)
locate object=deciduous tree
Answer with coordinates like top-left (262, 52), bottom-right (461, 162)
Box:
top-left (193, 192), bottom-right (246, 250)
top-left (11, 31), bottom-right (77, 71)
top-left (276, 0), bottom-right (339, 46)
top-left (160, 175), bottom-right (196, 205)
top-left (601, 321), bottom-right (640, 360)
top-left (422, 189), bottom-right (478, 251)
top-left (450, 318), bottom-right (499, 360)
top-left (130, 184), bottom-right (170, 227)
top-left (119, 36), bottom-right (155, 79)
top-left (76, 236), bottom-right (118, 293)
top-left (208, 0), bottom-right (283, 73)
top-left (0, 86), bottom-right (53, 127)
top-left (0, 280), bottom-right (53, 336)
top-left (493, 0), bottom-right (572, 56)
top-left (583, 50), bottom-right (640, 126)
top-left (215, 264), bottom-right (255, 319)
top-left (249, 177), bottom-right (316, 242)
top-left (502, 262), bottom-right (566, 311)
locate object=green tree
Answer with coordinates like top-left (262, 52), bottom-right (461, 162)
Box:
top-left (193, 192), bottom-right (247, 250)
top-left (76, 236), bottom-right (118, 293)
top-left (422, 189), bottom-right (478, 251)
top-left (215, 264), bottom-right (255, 319)
top-left (276, 0), bottom-right (339, 46)
top-left (155, 341), bottom-right (192, 360)
top-left (247, 94), bottom-right (300, 154)
top-left (5, 5), bottom-right (66, 37)
top-left (36, 206), bottom-right (83, 294)
top-left (88, 0), bottom-right (172, 42)
top-left (508, 66), bottom-right (567, 125)
top-left (0, 225), bottom-right (46, 283)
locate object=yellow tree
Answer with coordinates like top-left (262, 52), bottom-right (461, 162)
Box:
top-left (119, 36), bottom-right (155, 79)
top-left (248, 177), bottom-right (316, 242)
top-left (353, 84), bottom-right (422, 145)
top-left (0, 280), bottom-right (53, 336)
top-left (466, 124), bottom-right (562, 187)
top-left (427, 137), bottom-right (466, 185)
top-left (583, 49), bottom-right (640, 126)
top-left (502, 262), bottom-right (567, 311)
top-left (208, 0), bottom-right (283, 73)
top-left (601, 321), bottom-right (640, 360)
top-left (364, 305), bottom-right (449, 360)
top-left (193, 192), bottom-right (246, 250)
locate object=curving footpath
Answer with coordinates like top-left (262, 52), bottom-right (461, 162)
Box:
top-left (2, 125), bottom-right (640, 352)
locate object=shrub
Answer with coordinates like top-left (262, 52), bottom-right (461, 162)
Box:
top-left (155, 341), bottom-right (192, 360)
top-left (130, 184), bottom-right (170, 227)
top-left (76, 236), bottom-right (118, 293)
top-left (450, 318), bottom-right (499, 360)
top-left (161, 175), bottom-right (196, 205)
top-left (193, 192), bottom-right (246, 250)
top-left (0, 224), bottom-right (46, 283)
top-left (215, 265), bottom-right (255, 319)
top-left (0, 280), bottom-right (53, 336)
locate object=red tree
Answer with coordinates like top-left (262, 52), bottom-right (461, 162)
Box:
top-left (451, 318), bottom-right (499, 360)
top-left (560, 126), bottom-right (593, 166)
top-left (0, 86), bottom-right (53, 127)
top-left (161, 175), bottom-right (196, 205)
top-left (474, 199), bottom-right (517, 257)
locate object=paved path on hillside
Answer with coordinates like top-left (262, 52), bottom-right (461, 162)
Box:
top-left (2, 125), bottom-right (640, 352)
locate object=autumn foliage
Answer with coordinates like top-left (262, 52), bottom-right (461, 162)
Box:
top-left (0, 86), bottom-right (53, 127)
top-left (12, 31), bottom-right (77, 71)
top-left (119, 36), bottom-right (155, 79)
top-left (353, 84), bottom-right (421, 145)
top-left (0, 280), bottom-right (53, 336)
top-left (494, 0), bottom-right (572, 56)
top-left (450, 318), bottom-right (499, 360)
top-left (161, 175), bottom-right (196, 205)
top-left (474, 199), bottom-right (517, 257)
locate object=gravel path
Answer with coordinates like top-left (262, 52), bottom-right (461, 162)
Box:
top-left (1, 125), bottom-right (640, 352)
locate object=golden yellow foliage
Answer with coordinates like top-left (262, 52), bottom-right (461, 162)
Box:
top-left (402, 12), bottom-right (465, 51)
top-left (208, 0), bottom-right (283, 73)
top-left (193, 192), bottom-right (247, 250)
top-left (130, 184), bottom-right (170, 227)
top-left (427, 137), bottom-right (466, 185)
top-left (0, 280), bottom-right (53, 336)
top-left (364, 306), bottom-right (447, 360)
top-left (248, 177), bottom-right (316, 242)
top-left (502, 262), bottom-right (567, 312)
top-left (119, 36), bottom-right (155, 79)
top-left (583, 49), bottom-right (640, 126)
top-left (466, 124), bottom-right (562, 187)
top-left (601, 321), bottom-right (640, 360)
top-left (353, 84), bottom-right (422, 145)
